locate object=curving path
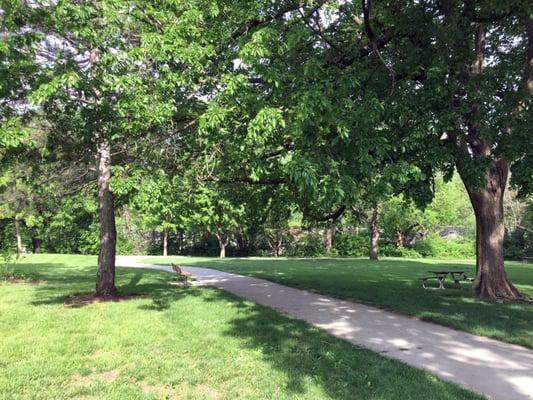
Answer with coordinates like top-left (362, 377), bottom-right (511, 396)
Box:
top-left (116, 256), bottom-right (533, 400)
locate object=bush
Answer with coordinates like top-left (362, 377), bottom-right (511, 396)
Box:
top-left (380, 244), bottom-right (423, 258)
top-left (78, 223), bottom-right (100, 255)
top-left (334, 233), bottom-right (369, 257)
top-left (286, 233), bottom-right (326, 257)
top-left (413, 234), bottom-right (474, 258)
top-left (503, 229), bottom-right (533, 260)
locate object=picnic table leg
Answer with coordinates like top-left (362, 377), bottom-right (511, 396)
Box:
top-left (438, 276), bottom-right (445, 289)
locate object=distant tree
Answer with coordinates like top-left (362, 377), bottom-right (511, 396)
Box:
top-left (186, 185), bottom-right (245, 258)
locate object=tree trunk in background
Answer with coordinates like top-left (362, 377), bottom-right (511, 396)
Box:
top-left (463, 160), bottom-right (521, 300)
top-left (163, 230), bottom-right (168, 256)
top-left (14, 218), bottom-right (23, 256)
top-left (95, 139), bottom-right (118, 297)
top-left (369, 208), bottom-right (379, 260)
top-left (394, 232), bottom-right (404, 248)
top-left (31, 237), bottom-right (41, 254)
top-left (216, 234), bottom-right (228, 258)
top-left (323, 223), bottom-right (335, 253)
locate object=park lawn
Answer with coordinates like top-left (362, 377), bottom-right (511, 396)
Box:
top-left (144, 256), bottom-right (533, 349)
top-left (0, 254), bottom-right (484, 400)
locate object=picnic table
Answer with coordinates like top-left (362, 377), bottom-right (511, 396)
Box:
top-left (421, 270), bottom-right (471, 289)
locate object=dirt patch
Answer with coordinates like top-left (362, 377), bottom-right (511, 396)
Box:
top-left (194, 383), bottom-right (220, 399)
top-left (1, 274), bottom-right (40, 284)
top-left (72, 369), bottom-right (120, 387)
top-left (136, 381), bottom-right (220, 398)
top-left (138, 381), bottom-right (177, 396)
top-left (64, 293), bottom-right (144, 307)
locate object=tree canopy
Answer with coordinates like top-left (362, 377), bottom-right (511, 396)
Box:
top-left (1, 0), bottom-right (531, 300)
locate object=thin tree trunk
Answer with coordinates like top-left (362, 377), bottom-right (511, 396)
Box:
top-left (216, 234), bottom-right (227, 258)
top-left (14, 217), bottom-right (23, 256)
top-left (369, 207), bottom-right (379, 260)
top-left (462, 160), bottom-right (521, 300)
top-left (95, 139), bottom-right (118, 297)
top-left (394, 232), bottom-right (404, 248)
top-left (323, 223), bottom-right (335, 253)
top-left (163, 229), bottom-right (168, 257)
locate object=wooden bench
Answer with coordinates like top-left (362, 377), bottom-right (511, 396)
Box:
top-left (171, 263), bottom-right (192, 283)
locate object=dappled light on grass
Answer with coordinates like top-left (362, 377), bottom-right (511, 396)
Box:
top-left (150, 255), bottom-right (533, 349)
top-left (0, 254), bottom-right (486, 399)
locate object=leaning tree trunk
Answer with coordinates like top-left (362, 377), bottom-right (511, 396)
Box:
top-left (368, 208), bottom-right (379, 260)
top-left (216, 234), bottom-right (228, 258)
top-left (95, 139), bottom-right (118, 297)
top-left (463, 160), bottom-right (521, 300)
top-left (14, 217), bottom-right (23, 256)
top-left (163, 229), bottom-right (168, 257)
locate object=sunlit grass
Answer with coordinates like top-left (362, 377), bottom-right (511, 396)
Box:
top-left (146, 255), bottom-right (533, 349)
top-left (0, 254), bottom-right (484, 399)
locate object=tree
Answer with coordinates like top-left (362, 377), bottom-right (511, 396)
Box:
top-left (186, 184), bottom-right (245, 258)
top-left (26, 1), bottom-right (209, 295)
top-left (375, 1), bottom-right (532, 299)
top-left (130, 170), bottom-right (183, 256)
top-left (199, 1), bottom-right (532, 299)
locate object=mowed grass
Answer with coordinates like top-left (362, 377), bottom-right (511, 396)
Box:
top-left (144, 256), bottom-right (533, 349)
top-left (0, 254), bottom-right (484, 400)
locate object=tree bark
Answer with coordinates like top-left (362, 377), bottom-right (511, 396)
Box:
top-left (163, 229), bottom-right (168, 257)
top-left (95, 139), bottom-right (118, 297)
top-left (216, 234), bottom-right (228, 258)
top-left (31, 237), bottom-right (41, 254)
top-left (394, 231), bottom-right (404, 248)
top-left (323, 223), bottom-right (335, 253)
top-left (463, 160), bottom-right (521, 300)
top-left (14, 217), bottom-right (23, 256)
top-left (369, 207), bottom-right (379, 260)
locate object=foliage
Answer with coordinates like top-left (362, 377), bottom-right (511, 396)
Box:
top-left (286, 233), bottom-right (326, 258)
top-left (334, 233), bottom-right (369, 257)
top-left (379, 244), bottom-right (423, 259)
top-left (413, 234), bottom-right (475, 259)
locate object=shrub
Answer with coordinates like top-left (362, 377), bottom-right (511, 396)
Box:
top-left (286, 233), bottom-right (326, 257)
top-left (334, 233), bottom-right (369, 257)
top-left (413, 234), bottom-right (474, 258)
top-left (379, 244), bottom-right (422, 258)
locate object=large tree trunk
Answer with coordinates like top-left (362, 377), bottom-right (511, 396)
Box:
top-left (163, 229), bottom-right (168, 257)
top-left (462, 160), bottom-right (521, 300)
top-left (95, 139), bottom-right (118, 297)
top-left (323, 223), bottom-right (335, 253)
top-left (14, 217), bottom-right (23, 256)
top-left (369, 207), bottom-right (379, 260)
top-left (452, 23), bottom-right (522, 300)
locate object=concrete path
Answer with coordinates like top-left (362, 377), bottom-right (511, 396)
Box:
top-left (116, 256), bottom-right (533, 400)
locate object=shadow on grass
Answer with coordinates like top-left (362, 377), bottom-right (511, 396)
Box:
top-left (20, 261), bottom-right (204, 310)
top-left (219, 299), bottom-right (482, 400)
top-left (12, 258), bottom-right (484, 398)
top-left (182, 257), bottom-right (533, 348)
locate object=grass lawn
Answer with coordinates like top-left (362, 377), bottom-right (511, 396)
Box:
top-left (0, 254), bottom-right (484, 400)
top-left (143, 256), bottom-right (533, 349)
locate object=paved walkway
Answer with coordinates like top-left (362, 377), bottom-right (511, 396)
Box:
top-left (116, 256), bottom-right (533, 400)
